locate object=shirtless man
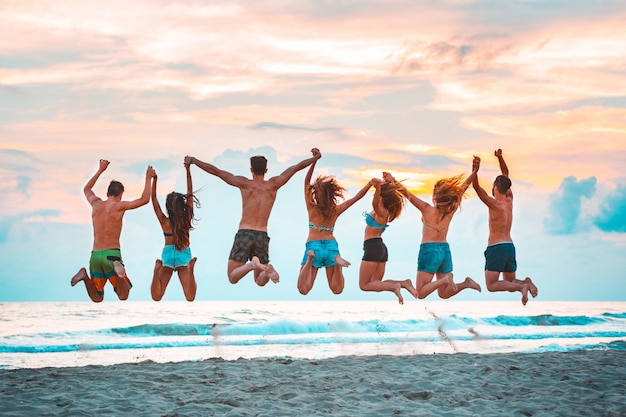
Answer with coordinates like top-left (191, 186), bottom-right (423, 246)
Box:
top-left (472, 149), bottom-right (538, 305)
top-left (71, 159), bottom-right (155, 302)
top-left (185, 148), bottom-right (321, 286)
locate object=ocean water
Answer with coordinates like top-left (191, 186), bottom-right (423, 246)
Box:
top-left (0, 300), bottom-right (624, 369)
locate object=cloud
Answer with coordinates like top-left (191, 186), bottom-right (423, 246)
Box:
top-left (0, 209), bottom-right (61, 243)
top-left (250, 122), bottom-right (341, 135)
top-left (594, 182), bottom-right (626, 233)
top-left (544, 176), bottom-right (596, 235)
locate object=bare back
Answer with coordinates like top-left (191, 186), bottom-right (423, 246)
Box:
top-left (420, 205), bottom-right (455, 243)
top-left (91, 198), bottom-right (126, 250)
top-left (238, 177), bottom-right (280, 232)
top-left (487, 192), bottom-right (513, 245)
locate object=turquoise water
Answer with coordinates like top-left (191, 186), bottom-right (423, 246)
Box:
top-left (1, 300), bottom-right (624, 369)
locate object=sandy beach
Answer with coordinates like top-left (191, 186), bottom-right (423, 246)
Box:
top-left (1, 350), bottom-right (624, 416)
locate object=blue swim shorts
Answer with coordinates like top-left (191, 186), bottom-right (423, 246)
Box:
top-left (484, 242), bottom-right (517, 272)
top-left (417, 242), bottom-right (453, 274)
top-left (301, 239), bottom-right (340, 268)
top-left (162, 245), bottom-right (192, 269)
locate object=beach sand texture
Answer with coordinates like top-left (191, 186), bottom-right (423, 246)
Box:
top-left (1, 350), bottom-right (624, 416)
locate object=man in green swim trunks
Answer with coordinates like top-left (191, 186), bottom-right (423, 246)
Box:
top-left (71, 159), bottom-right (155, 302)
top-left (472, 149), bottom-right (538, 305)
top-left (185, 148), bottom-right (321, 286)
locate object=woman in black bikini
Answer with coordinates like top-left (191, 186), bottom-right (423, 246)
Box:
top-left (359, 172), bottom-right (418, 304)
top-left (150, 160), bottom-right (200, 301)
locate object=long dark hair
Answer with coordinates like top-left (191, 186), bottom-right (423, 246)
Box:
top-left (310, 176), bottom-right (346, 220)
top-left (380, 182), bottom-right (405, 222)
top-left (165, 192), bottom-right (199, 251)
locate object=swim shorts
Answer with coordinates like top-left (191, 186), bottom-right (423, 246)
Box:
top-left (161, 245), bottom-right (192, 269)
top-left (301, 239), bottom-right (340, 268)
top-left (484, 242), bottom-right (517, 272)
top-left (89, 249), bottom-right (132, 296)
top-left (362, 237), bottom-right (388, 263)
top-left (417, 242), bottom-right (453, 274)
top-left (229, 229), bottom-right (270, 264)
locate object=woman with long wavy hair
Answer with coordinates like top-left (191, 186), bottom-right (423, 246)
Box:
top-left (151, 160), bottom-right (199, 301)
top-left (359, 172), bottom-right (417, 304)
top-left (298, 158), bottom-right (376, 295)
top-left (398, 157), bottom-right (482, 300)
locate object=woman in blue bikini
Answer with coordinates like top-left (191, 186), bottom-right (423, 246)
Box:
top-left (150, 160), bottom-right (200, 301)
top-left (298, 158), bottom-right (376, 295)
top-left (359, 172), bottom-right (418, 304)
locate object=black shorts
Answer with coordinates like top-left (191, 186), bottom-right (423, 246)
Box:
top-left (362, 238), bottom-right (388, 262)
top-left (228, 229), bottom-right (270, 264)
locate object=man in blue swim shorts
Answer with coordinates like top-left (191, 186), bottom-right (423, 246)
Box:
top-left (186, 148), bottom-right (321, 286)
top-left (71, 159), bottom-right (155, 302)
top-left (473, 149), bottom-right (538, 305)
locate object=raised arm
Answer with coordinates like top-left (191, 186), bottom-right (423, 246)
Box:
top-left (461, 156), bottom-right (481, 192)
top-left (495, 149), bottom-right (509, 177)
top-left (185, 160), bottom-right (194, 211)
top-left (271, 147), bottom-right (322, 189)
top-left (303, 157), bottom-right (317, 209)
top-left (185, 155), bottom-right (248, 188)
top-left (472, 156), bottom-right (498, 208)
top-left (336, 178), bottom-right (378, 216)
top-left (120, 165), bottom-right (155, 210)
top-left (397, 182), bottom-right (430, 213)
top-left (151, 170), bottom-right (167, 223)
top-left (84, 159), bottom-right (109, 205)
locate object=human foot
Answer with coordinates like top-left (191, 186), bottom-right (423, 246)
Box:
top-left (71, 268), bottom-right (89, 286)
top-left (335, 255), bottom-right (351, 268)
top-left (464, 277), bottom-right (482, 292)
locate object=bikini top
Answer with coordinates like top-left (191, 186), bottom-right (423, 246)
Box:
top-left (309, 222), bottom-right (334, 232)
top-left (363, 212), bottom-right (389, 232)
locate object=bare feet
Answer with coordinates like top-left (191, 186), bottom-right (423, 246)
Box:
top-left (71, 268), bottom-right (89, 286)
top-left (394, 283), bottom-right (404, 305)
top-left (526, 277), bottom-right (538, 298)
top-left (251, 256), bottom-right (269, 272)
top-left (267, 264), bottom-right (280, 284)
top-left (113, 260), bottom-right (127, 278)
top-left (521, 283), bottom-right (529, 305)
top-left (402, 279), bottom-right (418, 299)
top-left (335, 255), bottom-right (351, 268)
top-left (464, 277), bottom-right (482, 292)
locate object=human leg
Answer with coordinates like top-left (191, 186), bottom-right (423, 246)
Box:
top-left (436, 273), bottom-right (481, 299)
top-left (416, 270), bottom-right (455, 299)
top-left (297, 250), bottom-right (319, 295)
top-left (177, 257), bottom-right (197, 301)
top-left (71, 267), bottom-right (103, 303)
top-left (325, 265), bottom-right (345, 295)
top-left (151, 259), bottom-right (174, 301)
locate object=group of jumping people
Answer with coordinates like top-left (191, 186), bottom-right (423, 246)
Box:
top-left (71, 148), bottom-right (538, 305)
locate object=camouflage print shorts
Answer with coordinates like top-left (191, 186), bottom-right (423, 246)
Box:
top-left (228, 229), bottom-right (270, 264)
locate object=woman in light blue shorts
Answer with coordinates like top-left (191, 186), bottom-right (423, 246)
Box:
top-left (150, 160), bottom-right (199, 301)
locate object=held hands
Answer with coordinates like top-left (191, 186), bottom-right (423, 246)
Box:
top-left (382, 171), bottom-right (396, 183)
top-left (311, 148), bottom-right (322, 160)
top-left (146, 165), bottom-right (156, 178)
top-left (370, 178), bottom-right (383, 187)
top-left (472, 156), bottom-right (481, 172)
top-left (184, 155), bottom-right (193, 166)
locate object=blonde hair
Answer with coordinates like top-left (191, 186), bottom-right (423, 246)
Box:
top-left (433, 175), bottom-right (466, 219)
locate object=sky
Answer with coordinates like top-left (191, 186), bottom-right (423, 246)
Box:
top-left (1, 0), bottom-right (625, 302)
